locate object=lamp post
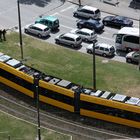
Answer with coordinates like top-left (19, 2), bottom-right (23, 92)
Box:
top-left (93, 40), bottom-right (97, 90)
top-left (33, 72), bottom-right (41, 140)
top-left (17, 0), bottom-right (23, 60)
top-left (78, 0), bottom-right (81, 6)
top-left (138, 17), bottom-right (140, 71)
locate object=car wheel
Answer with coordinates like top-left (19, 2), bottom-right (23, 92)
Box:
top-left (104, 22), bottom-right (107, 26)
top-left (87, 49), bottom-right (92, 54)
top-left (38, 34), bottom-right (42, 38)
top-left (71, 44), bottom-right (75, 48)
top-left (74, 13), bottom-right (78, 17)
top-left (127, 48), bottom-right (132, 52)
top-left (25, 29), bottom-right (28, 33)
top-left (78, 25), bottom-right (82, 29)
top-left (126, 58), bottom-right (132, 63)
top-left (84, 38), bottom-right (89, 42)
top-left (102, 53), bottom-right (107, 57)
top-left (55, 39), bottom-right (60, 44)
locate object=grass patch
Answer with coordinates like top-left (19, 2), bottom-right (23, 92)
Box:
top-left (0, 31), bottom-right (140, 97)
top-left (0, 111), bottom-right (71, 140)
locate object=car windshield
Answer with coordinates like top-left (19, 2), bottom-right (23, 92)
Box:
top-left (76, 37), bottom-right (82, 41)
top-left (91, 20), bottom-right (100, 25)
top-left (115, 16), bottom-right (127, 21)
top-left (44, 28), bottom-right (49, 31)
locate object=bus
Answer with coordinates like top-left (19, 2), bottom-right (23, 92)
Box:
top-left (115, 27), bottom-right (139, 52)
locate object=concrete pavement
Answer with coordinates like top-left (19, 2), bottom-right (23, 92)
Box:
top-left (68, 0), bottom-right (140, 21)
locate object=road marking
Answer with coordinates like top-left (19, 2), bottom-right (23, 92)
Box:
top-left (56, 13), bottom-right (76, 21)
top-left (98, 35), bottom-right (115, 41)
top-left (51, 12), bottom-right (59, 16)
top-left (60, 5), bottom-right (75, 12)
top-left (60, 24), bottom-right (74, 30)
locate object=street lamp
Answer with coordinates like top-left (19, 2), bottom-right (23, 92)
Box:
top-left (93, 40), bottom-right (97, 90)
top-left (17, 0), bottom-right (23, 60)
top-left (78, 0), bottom-right (81, 6)
top-left (138, 17), bottom-right (140, 71)
top-left (33, 72), bottom-right (41, 140)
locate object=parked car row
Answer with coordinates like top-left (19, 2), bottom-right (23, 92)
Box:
top-left (73, 5), bottom-right (133, 28)
top-left (23, 5), bottom-right (139, 64)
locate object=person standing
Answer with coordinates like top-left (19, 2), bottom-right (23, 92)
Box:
top-left (2, 29), bottom-right (6, 41)
top-left (0, 29), bottom-right (2, 41)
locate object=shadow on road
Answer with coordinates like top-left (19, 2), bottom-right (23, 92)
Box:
top-left (19, 0), bottom-right (65, 7)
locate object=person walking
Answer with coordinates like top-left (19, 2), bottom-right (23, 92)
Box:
top-left (2, 29), bottom-right (6, 41)
top-left (0, 29), bottom-right (2, 41)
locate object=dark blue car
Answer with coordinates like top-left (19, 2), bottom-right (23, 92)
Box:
top-left (102, 16), bottom-right (133, 28)
top-left (77, 19), bottom-right (104, 32)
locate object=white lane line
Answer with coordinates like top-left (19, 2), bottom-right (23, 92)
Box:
top-left (98, 35), bottom-right (115, 41)
top-left (60, 5), bottom-right (76, 12)
top-left (51, 12), bottom-right (59, 16)
top-left (56, 13), bottom-right (76, 21)
top-left (60, 24), bottom-right (74, 30)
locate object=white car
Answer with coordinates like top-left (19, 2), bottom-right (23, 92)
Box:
top-left (86, 43), bottom-right (115, 57)
top-left (55, 33), bottom-right (82, 48)
top-left (126, 51), bottom-right (139, 64)
top-left (70, 28), bottom-right (97, 42)
top-left (24, 23), bottom-right (50, 38)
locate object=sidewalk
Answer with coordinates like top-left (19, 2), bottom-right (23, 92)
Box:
top-left (68, 0), bottom-right (140, 21)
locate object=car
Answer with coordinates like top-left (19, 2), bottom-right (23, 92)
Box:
top-left (126, 51), bottom-right (139, 64)
top-left (24, 23), bottom-right (50, 38)
top-left (70, 28), bottom-right (97, 42)
top-left (86, 43), bottom-right (115, 57)
top-left (102, 16), bottom-right (133, 28)
top-left (73, 5), bottom-right (101, 19)
top-left (77, 19), bottom-right (104, 32)
top-left (35, 16), bottom-right (59, 30)
top-left (55, 33), bottom-right (82, 48)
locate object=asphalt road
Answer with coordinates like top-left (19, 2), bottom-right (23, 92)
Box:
top-left (0, 0), bottom-right (139, 63)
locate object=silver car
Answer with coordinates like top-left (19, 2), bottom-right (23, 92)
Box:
top-left (24, 23), bottom-right (50, 38)
top-left (73, 5), bottom-right (101, 19)
top-left (86, 43), bottom-right (115, 57)
top-left (55, 33), bottom-right (82, 48)
top-left (70, 28), bottom-right (97, 42)
top-left (126, 51), bottom-right (139, 64)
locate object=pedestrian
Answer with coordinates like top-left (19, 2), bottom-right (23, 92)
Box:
top-left (2, 29), bottom-right (6, 41)
top-left (0, 29), bottom-right (2, 41)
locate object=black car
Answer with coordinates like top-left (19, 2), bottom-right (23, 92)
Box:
top-left (77, 19), bottom-right (104, 32)
top-left (102, 16), bottom-right (133, 28)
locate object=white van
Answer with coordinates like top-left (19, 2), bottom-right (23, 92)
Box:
top-left (73, 5), bottom-right (101, 19)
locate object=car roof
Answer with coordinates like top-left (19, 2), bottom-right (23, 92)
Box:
top-left (64, 33), bottom-right (80, 39)
top-left (80, 28), bottom-right (94, 33)
top-left (87, 19), bottom-right (98, 23)
top-left (82, 5), bottom-right (98, 11)
top-left (33, 23), bottom-right (48, 30)
top-left (37, 16), bottom-right (58, 22)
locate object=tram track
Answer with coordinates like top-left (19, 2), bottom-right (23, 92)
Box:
top-left (0, 92), bottom-right (135, 140)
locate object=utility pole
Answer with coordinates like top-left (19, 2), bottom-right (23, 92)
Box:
top-left (17, 0), bottom-right (23, 60)
top-left (33, 72), bottom-right (41, 140)
top-left (139, 17), bottom-right (140, 71)
top-left (78, 0), bottom-right (81, 6)
top-left (93, 40), bottom-right (97, 90)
